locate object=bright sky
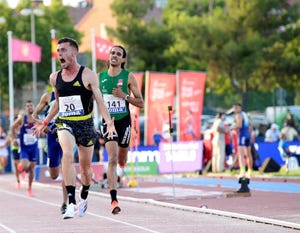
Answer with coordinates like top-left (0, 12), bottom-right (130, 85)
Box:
top-left (7, 0), bottom-right (82, 8)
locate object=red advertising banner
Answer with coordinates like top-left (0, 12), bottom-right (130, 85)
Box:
top-left (130, 72), bottom-right (144, 146)
top-left (145, 72), bottom-right (176, 145)
top-left (177, 71), bottom-right (206, 142)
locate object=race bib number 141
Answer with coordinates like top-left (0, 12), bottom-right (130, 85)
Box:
top-left (103, 94), bottom-right (126, 114)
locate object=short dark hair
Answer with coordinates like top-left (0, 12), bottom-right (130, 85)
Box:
top-left (233, 103), bottom-right (242, 107)
top-left (58, 37), bottom-right (79, 51)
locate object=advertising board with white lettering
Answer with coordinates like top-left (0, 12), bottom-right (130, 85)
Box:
top-left (158, 141), bottom-right (203, 173)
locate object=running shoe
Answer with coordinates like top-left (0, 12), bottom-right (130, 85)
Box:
top-left (60, 203), bottom-right (67, 215)
top-left (27, 189), bottom-right (35, 197)
top-left (111, 200), bottom-right (121, 215)
top-left (16, 182), bottom-right (20, 189)
top-left (78, 197), bottom-right (88, 217)
top-left (63, 203), bottom-right (76, 219)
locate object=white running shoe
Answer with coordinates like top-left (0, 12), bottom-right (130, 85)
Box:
top-left (78, 197), bottom-right (88, 217)
top-left (63, 203), bottom-right (76, 219)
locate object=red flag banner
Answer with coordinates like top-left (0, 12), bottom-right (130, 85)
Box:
top-left (12, 38), bottom-right (41, 62)
top-left (51, 38), bottom-right (58, 59)
top-left (129, 72), bottom-right (144, 146)
top-left (177, 71), bottom-right (206, 142)
top-left (145, 72), bottom-right (176, 145)
top-left (95, 36), bottom-right (113, 61)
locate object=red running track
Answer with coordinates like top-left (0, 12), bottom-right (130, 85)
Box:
top-left (0, 174), bottom-right (299, 233)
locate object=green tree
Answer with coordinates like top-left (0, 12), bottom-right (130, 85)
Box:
top-left (108, 0), bottom-right (174, 72)
top-left (163, 0), bottom-right (300, 110)
top-left (0, 0), bottom-right (82, 108)
top-left (0, 3), bottom-right (18, 105)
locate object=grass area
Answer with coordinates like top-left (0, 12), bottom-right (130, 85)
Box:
top-left (222, 167), bottom-right (300, 178)
top-left (145, 167), bottom-right (300, 179)
top-left (273, 167), bottom-right (300, 177)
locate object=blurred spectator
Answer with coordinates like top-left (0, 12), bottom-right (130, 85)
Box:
top-left (264, 123), bottom-right (280, 142)
top-left (202, 122), bottom-right (214, 169)
top-left (278, 133), bottom-right (291, 171)
top-left (276, 108), bottom-right (298, 130)
top-left (284, 109), bottom-right (296, 129)
top-left (0, 124), bottom-right (10, 173)
top-left (281, 121), bottom-right (300, 141)
top-left (98, 134), bottom-right (105, 162)
top-left (211, 113), bottom-right (226, 173)
top-left (224, 122), bottom-right (232, 169)
top-left (93, 130), bottom-right (105, 162)
top-left (229, 122), bottom-right (239, 170)
top-left (250, 124), bottom-right (261, 170)
top-left (153, 128), bottom-right (163, 146)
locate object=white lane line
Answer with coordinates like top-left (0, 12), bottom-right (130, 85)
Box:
top-left (123, 186), bottom-right (223, 197)
top-left (87, 212), bottom-right (160, 233)
top-left (36, 182), bottom-right (300, 230)
top-left (0, 223), bottom-right (17, 233)
top-left (0, 189), bottom-right (161, 233)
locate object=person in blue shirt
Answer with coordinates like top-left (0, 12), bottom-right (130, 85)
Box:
top-left (278, 133), bottom-right (291, 170)
top-left (11, 100), bottom-right (38, 197)
top-left (233, 103), bottom-right (252, 194)
top-left (153, 128), bottom-right (163, 146)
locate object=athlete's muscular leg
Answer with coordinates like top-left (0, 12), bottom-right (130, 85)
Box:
top-left (14, 159), bottom-right (20, 182)
top-left (238, 145), bottom-right (246, 177)
top-left (105, 141), bottom-right (118, 190)
top-left (245, 146), bottom-right (253, 176)
top-left (28, 162), bottom-right (36, 190)
top-left (49, 167), bottom-right (60, 179)
top-left (78, 145), bottom-right (93, 186)
top-left (61, 180), bottom-right (68, 204)
top-left (118, 147), bottom-right (129, 167)
top-left (19, 158), bottom-right (30, 170)
top-left (57, 130), bottom-right (76, 186)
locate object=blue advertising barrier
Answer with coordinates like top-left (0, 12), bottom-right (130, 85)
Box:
top-left (121, 142), bottom-right (300, 171)
top-left (6, 141), bottom-right (297, 174)
top-left (102, 145), bottom-right (160, 163)
top-left (256, 141), bottom-right (300, 166)
top-left (4, 146), bottom-right (12, 173)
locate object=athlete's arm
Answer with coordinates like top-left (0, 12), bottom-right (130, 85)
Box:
top-left (32, 92), bottom-right (50, 120)
top-left (86, 69), bottom-right (116, 139)
top-left (127, 72), bottom-right (144, 108)
top-left (33, 73), bottom-right (59, 137)
top-left (43, 73), bottom-right (59, 124)
top-left (10, 114), bottom-right (23, 139)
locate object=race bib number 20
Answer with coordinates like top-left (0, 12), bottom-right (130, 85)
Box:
top-left (59, 95), bottom-right (84, 117)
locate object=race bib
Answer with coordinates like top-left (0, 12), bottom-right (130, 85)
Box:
top-left (103, 94), bottom-right (126, 114)
top-left (58, 95), bottom-right (84, 117)
top-left (23, 133), bottom-right (37, 145)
